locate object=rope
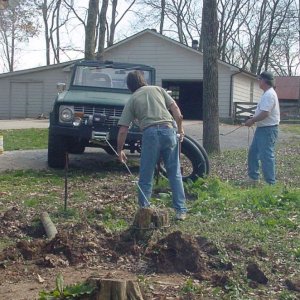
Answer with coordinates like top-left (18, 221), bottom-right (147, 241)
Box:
top-left (218, 124), bottom-right (254, 164)
top-left (220, 124), bottom-right (244, 136)
top-left (104, 137), bottom-right (151, 207)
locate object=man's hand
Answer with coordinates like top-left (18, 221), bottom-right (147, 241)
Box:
top-left (245, 117), bottom-right (255, 127)
top-left (245, 111), bottom-right (269, 127)
top-left (117, 125), bottom-right (129, 162)
top-left (178, 131), bottom-right (185, 142)
top-left (118, 150), bottom-right (127, 163)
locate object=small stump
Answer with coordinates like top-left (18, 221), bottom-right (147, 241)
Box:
top-left (131, 207), bottom-right (169, 241)
top-left (87, 277), bottom-right (144, 300)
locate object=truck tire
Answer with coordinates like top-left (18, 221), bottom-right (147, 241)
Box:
top-left (67, 139), bottom-right (86, 154)
top-left (157, 136), bottom-right (207, 182)
top-left (48, 132), bottom-right (67, 168)
top-left (184, 135), bottom-right (210, 175)
top-left (180, 136), bottom-right (207, 181)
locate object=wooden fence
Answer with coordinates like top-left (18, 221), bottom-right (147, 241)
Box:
top-left (233, 102), bottom-right (256, 124)
top-left (233, 101), bottom-right (300, 124)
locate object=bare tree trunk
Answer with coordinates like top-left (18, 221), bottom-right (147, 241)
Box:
top-left (40, 1), bottom-right (50, 65)
top-left (202, 0), bottom-right (220, 154)
top-left (107, 0), bottom-right (136, 47)
top-left (96, 0), bottom-right (108, 61)
top-left (85, 0), bottom-right (99, 60)
top-left (262, 0), bottom-right (293, 71)
top-left (250, 0), bottom-right (267, 74)
top-left (170, 0), bottom-right (187, 43)
top-left (108, 0), bottom-right (117, 47)
top-left (159, 0), bottom-right (165, 34)
top-left (55, 0), bottom-right (61, 63)
top-left (10, 22), bottom-right (14, 71)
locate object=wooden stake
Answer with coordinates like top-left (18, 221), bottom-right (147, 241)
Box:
top-left (40, 212), bottom-right (58, 240)
top-left (64, 152), bottom-right (69, 211)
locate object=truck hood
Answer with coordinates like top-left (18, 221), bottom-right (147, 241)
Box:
top-left (57, 90), bottom-right (131, 106)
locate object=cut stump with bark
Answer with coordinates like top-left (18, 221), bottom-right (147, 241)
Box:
top-left (131, 207), bottom-right (169, 241)
top-left (87, 277), bottom-right (144, 300)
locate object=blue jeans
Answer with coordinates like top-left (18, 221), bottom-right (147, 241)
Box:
top-left (248, 126), bottom-right (278, 184)
top-left (138, 126), bottom-right (187, 213)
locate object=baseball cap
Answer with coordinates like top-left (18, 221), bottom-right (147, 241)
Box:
top-left (258, 71), bottom-right (275, 87)
top-left (258, 71), bottom-right (274, 81)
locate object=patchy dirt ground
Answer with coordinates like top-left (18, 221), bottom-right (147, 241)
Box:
top-left (0, 207), bottom-right (223, 299)
top-left (0, 122), bottom-right (299, 299)
top-left (1, 206), bottom-right (299, 299)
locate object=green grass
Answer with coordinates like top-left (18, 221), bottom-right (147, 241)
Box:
top-left (0, 128), bottom-right (48, 151)
top-left (0, 170), bottom-right (298, 299)
top-left (0, 126), bottom-right (299, 299)
top-left (280, 124), bottom-right (300, 135)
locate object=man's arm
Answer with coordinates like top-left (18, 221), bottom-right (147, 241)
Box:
top-left (245, 111), bottom-right (269, 127)
top-left (117, 125), bottom-right (129, 162)
top-left (169, 101), bottom-right (184, 141)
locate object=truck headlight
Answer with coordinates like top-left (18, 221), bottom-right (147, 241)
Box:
top-left (59, 105), bottom-right (74, 123)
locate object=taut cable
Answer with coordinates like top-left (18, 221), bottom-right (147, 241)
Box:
top-left (104, 137), bottom-right (150, 207)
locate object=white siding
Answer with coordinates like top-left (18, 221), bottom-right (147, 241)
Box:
top-left (0, 30), bottom-right (256, 121)
top-left (0, 67), bottom-right (71, 119)
top-left (253, 82), bottom-right (262, 102)
top-left (218, 64), bottom-right (232, 119)
top-left (0, 78), bottom-right (10, 119)
top-left (233, 73), bottom-right (260, 103)
top-left (104, 31), bottom-right (234, 119)
top-left (10, 82), bottom-right (43, 118)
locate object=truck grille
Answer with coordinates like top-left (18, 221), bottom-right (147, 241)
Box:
top-left (74, 105), bottom-right (123, 126)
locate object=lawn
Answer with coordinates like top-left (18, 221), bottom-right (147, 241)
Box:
top-left (0, 126), bottom-right (299, 299)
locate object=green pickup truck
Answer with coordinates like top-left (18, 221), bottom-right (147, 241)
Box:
top-left (48, 60), bottom-right (209, 181)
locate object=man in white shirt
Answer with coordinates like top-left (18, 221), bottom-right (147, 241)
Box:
top-left (245, 71), bottom-right (280, 184)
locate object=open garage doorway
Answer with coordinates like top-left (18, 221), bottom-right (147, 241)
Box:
top-left (162, 80), bottom-right (203, 120)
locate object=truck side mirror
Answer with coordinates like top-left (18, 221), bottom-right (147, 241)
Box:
top-left (57, 83), bottom-right (66, 94)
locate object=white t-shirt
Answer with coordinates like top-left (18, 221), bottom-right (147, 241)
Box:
top-left (254, 87), bottom-right (280, 127)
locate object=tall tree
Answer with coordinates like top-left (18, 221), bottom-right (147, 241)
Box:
top-left (85, 0), bottom-right (99, 60)
top-left (217, 0), bottom-right (251, 61)
top-left (0, 0), bottom-right (39, 71)
top-left (96, 0), bottom-right (108, 60)
top-left (159, 0), bottom-right (165, 33)
top-left (35, 0), bottom-right (70, 65)
top-left (202, 0), bottom-right (220, 154)
top-left (107, 0), bottom-right (137, 47)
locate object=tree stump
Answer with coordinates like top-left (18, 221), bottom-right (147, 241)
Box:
top-left (131, 207), bottom-right (169, 241)
top-left (86, 277), bottom-right (144, 300)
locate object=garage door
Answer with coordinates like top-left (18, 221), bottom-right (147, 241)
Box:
top-left (10, 81), bottom-right (44, 118)
top-left (163, 80), bottom-right (203, 120)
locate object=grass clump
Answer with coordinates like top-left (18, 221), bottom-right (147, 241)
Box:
top-left (0, 128), bottom-right (48, 151)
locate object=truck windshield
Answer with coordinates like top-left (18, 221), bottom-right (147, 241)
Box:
top-left (72, 66), bottom-right (152, 90)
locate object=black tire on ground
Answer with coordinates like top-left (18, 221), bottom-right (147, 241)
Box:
top-left (180, 136), bottom-right (207, 181)
top-left (157, 137), bottom-right (207, 182)
top-left (184, 135), bottom-right (210, 175)
top-left (48, 132), bottom-right (67, 168)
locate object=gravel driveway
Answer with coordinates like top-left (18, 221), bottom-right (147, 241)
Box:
top-left (0, 119), bottom-right (295, 172)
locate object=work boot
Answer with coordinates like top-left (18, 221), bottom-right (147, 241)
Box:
top-left (175, 212), bottom-right (187, 221)
top-left (243, 177), bottom-right (260, 187)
